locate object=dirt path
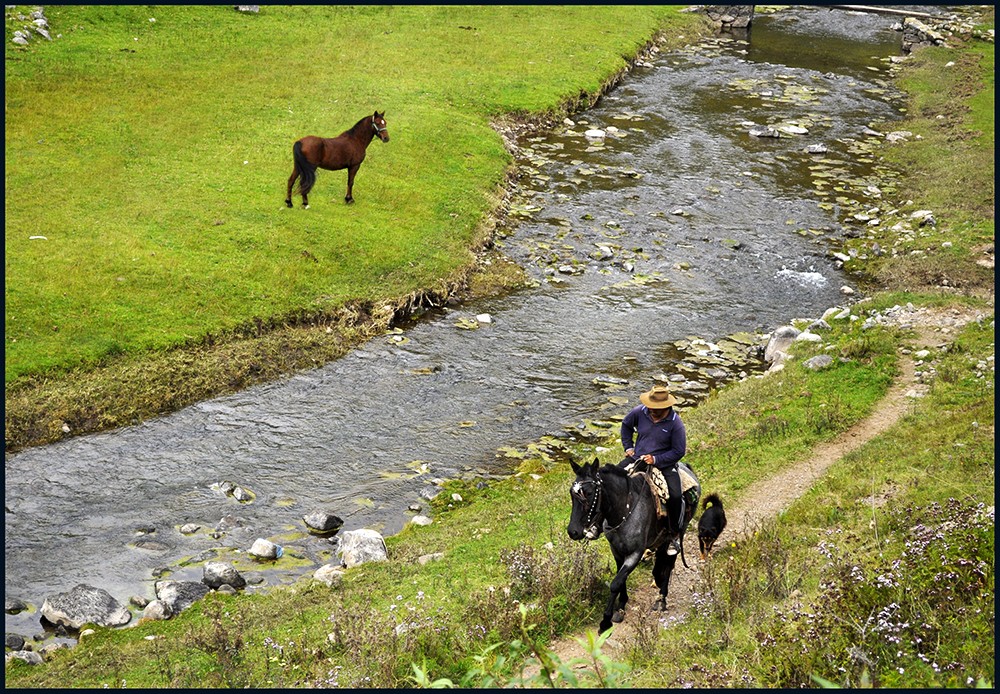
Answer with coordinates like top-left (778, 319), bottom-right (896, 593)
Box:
top-left (523, 306), bottom-right (985, 682)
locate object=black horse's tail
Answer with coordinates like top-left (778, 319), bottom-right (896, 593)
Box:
top-left (292, 140), bottom-right (317, 196)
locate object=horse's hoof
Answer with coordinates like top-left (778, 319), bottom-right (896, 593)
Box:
top-left (285, 200), bottom-right (292, 208)
top-left (345, 197), bottom-right (354, 204)
top-left (652, 598), bottom-right (667, 612)
top-left (612, 609), bottom-right (625, 624)
top-left (599, 620), bottom-right (613, 634)
top-left (303, 204), bottom-right (309, 210)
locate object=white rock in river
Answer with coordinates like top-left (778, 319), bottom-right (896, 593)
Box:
top-left (202, 562), bottom-right (247, 590)
top-left (249, 538), bottom-right (281, 559)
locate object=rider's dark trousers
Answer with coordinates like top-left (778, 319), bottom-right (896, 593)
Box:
top-left (619, 457), bottom-right (683, 533)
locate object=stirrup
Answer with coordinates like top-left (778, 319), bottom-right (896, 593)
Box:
top-left (666, 537), bottom-right (681, 556)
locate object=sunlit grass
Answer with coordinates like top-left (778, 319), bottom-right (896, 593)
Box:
top-left (5, 5), bottom-right (703, 384)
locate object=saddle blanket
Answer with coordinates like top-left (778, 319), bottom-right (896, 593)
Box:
top-left (641, 466), bottom-right (698, 519)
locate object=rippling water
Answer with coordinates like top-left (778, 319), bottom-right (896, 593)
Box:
top-left (5, 6), bottom-right (923, 638)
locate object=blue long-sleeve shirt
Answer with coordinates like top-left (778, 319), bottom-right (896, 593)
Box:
top-left (621, 405), bottom-right (686, 469)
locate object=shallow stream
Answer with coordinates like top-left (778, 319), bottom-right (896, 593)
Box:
top-left (5, 6), bottom-right (928, 640)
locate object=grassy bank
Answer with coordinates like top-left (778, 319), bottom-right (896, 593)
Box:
top-left (0, 293), bottom-right (931, 687)
top-left (4, 5), bottom-right (710, 451)
top-left (5, 8), bottom-right (993, 690)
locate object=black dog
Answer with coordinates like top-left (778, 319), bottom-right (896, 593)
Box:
top-left (697, 493), bottom-right (727, 559)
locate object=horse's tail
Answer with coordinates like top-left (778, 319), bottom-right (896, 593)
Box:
top-left (702, 492), bottom-right (723, 510)
top-left (292, 140), bottom-right (316, 196)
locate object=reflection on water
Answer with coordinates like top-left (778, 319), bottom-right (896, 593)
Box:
top-left (5, 6), bottom-right (912, 638)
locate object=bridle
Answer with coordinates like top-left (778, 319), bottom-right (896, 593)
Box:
top-left (573, 471), bottom-right (635, 534)
top-left (372, 117), bottom-right (388, 137)
top-left (573, 477), bottom-right (603, 530)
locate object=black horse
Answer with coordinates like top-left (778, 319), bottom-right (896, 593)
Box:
top-left (567, 458), bottom-right (700, 633)
top-left (285, 111), bottom-right (389, 208)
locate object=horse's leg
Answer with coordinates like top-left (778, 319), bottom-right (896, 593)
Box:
top-left (345, 164), bottom-right (360, 204)
top-left (286, 166), bottom-right (298, 208)
top-left (651, 548), bottom-right (679, 612)
top-left (600, 551), bottom-right (642, 633)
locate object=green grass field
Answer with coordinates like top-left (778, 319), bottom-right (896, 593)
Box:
top-left (5, 5), bottom-right (702, 384)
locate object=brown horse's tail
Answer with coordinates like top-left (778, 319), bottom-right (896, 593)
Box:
top-left (292, 140), bottom-right (316, 197)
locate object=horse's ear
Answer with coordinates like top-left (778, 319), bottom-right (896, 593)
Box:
top-left (570, 459), bottom-right (582, 475)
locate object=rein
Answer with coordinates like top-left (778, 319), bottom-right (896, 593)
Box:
top-left (603, 480), bottom-right (635, 534)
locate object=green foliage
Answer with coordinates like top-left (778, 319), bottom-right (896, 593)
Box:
top-left (764, 498), bottom-right (994, 688)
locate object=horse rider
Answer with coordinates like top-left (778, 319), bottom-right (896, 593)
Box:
top-left (618, 385), bottom-right (687, 555)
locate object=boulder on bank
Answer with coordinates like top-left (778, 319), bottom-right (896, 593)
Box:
top-left (803, 354), bottom-right (835, 371)
top-left (202, 562), bottom-right (246, 590)
top-left (6, 650), bottom-right (43, 666)
top-left (141, 600), bottom-right (171, 621)
top-left (764, 326), bottom-right (801, 364)
top-left (154, 580), bottom-right (210, 614)
top-left (337, 529), bottom-right (388, 568)
top-left (40, 584), bottom-right (131, 630)
top-left (313, 564), bottom-right (345, 587)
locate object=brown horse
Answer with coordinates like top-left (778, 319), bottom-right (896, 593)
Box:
top-left (285, 111), bottom-right (389, 208)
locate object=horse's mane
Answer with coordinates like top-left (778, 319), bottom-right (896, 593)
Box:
top-left (345, 114), bottom-right (372, 137)
top-left (599, 464), bottom-right (628, 479)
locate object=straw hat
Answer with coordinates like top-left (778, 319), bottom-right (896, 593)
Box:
top-left (639, 385), bottom-right (676, 410)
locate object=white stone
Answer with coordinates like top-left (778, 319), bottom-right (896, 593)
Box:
top-left (142, 600), bottom-right (171, 621)
top-left (313, 564), bottom-right (345, 587)
top-left (337, 529), bottom-right (388, 568)
top-left (248, 538), bottom-right (280, 559)
top-left (41, 584), bottom-right (132, 629)
top-left (410, 515), bottom-right (433, 526)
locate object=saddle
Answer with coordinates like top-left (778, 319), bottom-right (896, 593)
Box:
top-left (630, 465), bottom-right (699, 526)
